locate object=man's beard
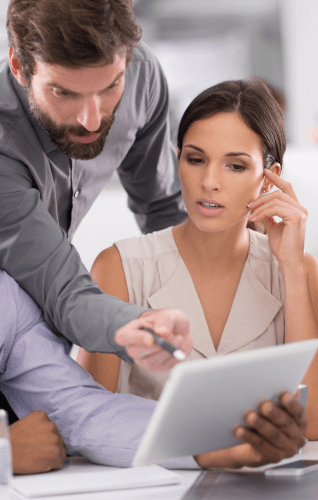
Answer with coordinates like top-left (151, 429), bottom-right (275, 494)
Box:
top-left (26, 85), bottom-right (119, 160)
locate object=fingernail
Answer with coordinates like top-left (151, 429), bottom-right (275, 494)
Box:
top-left (236, 427), bottom-right (244, 439)
top-left (144, 334), bottom-right (154, 346)
top-left (263, 402), bottom-right (274, 416)
top-left (248, 412), bottom-right (258, 424)
top-left (284, 393), bottom-right (293, 404)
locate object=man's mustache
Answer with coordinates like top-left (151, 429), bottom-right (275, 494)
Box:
top-left (66, 99), bottom-right (121, 137)
top-left (64, 116), bottom-right (114, 137)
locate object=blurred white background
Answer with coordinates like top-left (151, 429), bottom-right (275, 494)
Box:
top-left (1, 0), bottom-right (318, 265)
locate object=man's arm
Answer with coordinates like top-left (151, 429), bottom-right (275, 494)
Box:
top-left (0, 154), bottom-right (146, 357)
top-left (1, 275), bottom-right (306, 470)
top-left (117, 46), bottom-right (187, 234)
top-left (0, 274), bottom-right (194, 467)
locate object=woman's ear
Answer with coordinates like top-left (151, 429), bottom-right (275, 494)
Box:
top-left (176, 149), bottom-right (181, 178)
top-left (261, 162), bottom-right (281, 193)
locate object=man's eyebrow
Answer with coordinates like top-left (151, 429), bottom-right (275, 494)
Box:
top-left (46, 70), bottom-right (125, 94)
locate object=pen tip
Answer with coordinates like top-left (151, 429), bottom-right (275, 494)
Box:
top-left (173, 350), bottom-right (187, 361)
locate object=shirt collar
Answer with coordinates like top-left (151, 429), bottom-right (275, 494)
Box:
top-left (146, 229), bottom-right (283, 357)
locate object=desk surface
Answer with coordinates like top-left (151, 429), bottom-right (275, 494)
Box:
top-left (1, 442), bottom-right (318, 500)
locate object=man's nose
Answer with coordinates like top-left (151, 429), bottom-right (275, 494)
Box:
top-left (76, 96), bottom-right (102, 132)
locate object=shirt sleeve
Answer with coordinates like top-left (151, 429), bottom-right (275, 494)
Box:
top-left (117, 48), bottom-right (188, 234)
top-left (0, 154), bottom-right (146, 359)
top-left (0, 276), bottom-right (198, 469)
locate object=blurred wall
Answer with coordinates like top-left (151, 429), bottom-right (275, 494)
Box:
top-left (134, 0), bottom-right (284, 143)
top-left (280, 0), bottom-right (318, 146)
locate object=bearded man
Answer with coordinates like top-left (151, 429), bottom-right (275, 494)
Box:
top-left (0, 0), bottom-right (190, 422)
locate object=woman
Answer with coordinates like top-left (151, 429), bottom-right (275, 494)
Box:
top-left (77, 78), bottom-right (318, 440)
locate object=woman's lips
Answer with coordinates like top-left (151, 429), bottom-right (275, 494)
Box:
top-left (197, 201), bottom-right (225, 217)
top-left (74, 133), bottom-right (100, 144)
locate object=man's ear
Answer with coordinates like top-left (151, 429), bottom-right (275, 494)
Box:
top-left (9, 47), bottom-right (27, 86)
top-left (261, 162), bottom-right (281, 193)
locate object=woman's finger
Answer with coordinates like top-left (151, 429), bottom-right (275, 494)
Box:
top-left (248, 200), bottom-right (306, 224)
top-left (263, 169), bottom-right (300, 203)
top-left (248, 190), bottom-right (307, 215)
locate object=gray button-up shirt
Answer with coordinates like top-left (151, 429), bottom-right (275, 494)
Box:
top-left (0, 42), bottom-right (187, 357)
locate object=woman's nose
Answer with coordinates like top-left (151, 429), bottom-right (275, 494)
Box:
top-left (201, 165), bottom-right (222, 191)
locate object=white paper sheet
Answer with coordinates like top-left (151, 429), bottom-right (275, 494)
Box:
top-left (12, 465), bottom-right (181, 498)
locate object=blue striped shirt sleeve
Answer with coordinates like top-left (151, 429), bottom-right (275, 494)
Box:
top-left (0, 271), bottom-right (198, 469)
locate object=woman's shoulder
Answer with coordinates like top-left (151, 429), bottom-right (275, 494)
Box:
top-left (113, 227), bottom-right (180, 306)
top-left (248, 228), bottom-right (273, 262)
top-left (114, 226), bottom-right (178, 262)
top-left (248, 229), bottom-right (284, 297)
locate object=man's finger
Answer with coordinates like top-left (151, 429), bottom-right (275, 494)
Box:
top-left (279, 393), bottom-right (307, 429)
top-left (235, 427), bottom-right (286, 464)
top-left (245, 411), bottom-right (303, 453)
top-left (115, 324), bottom-right (155, 347)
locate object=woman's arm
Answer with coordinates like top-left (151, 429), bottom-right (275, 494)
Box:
top-left (77, 245), bottom-right (129, 393)
top-left (248, 170), bottom-right (318, 439)
top-left (280, 253), bottom-right (318, 439)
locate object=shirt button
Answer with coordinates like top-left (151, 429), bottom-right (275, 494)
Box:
top-left (74, 190), bottom-right (80, 198)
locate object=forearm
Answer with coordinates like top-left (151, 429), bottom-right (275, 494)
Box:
top-left (282, 262), bottom-right (318, 438)
top-left (282, 263), bottom-right (318, 342)
top-left (0, 181), bottom-right (146, 357)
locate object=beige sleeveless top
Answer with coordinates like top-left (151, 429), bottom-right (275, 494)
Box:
top-left (115, 227), bottom-right (285, 401)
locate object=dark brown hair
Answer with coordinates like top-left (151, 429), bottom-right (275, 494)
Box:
top-left (177, 78), bottom-right (286, 170)
top-left (7, 0), bottom-right (142, 80)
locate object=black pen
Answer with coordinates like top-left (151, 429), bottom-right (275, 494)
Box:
top-left (139, 327), bottom-right (187, 361)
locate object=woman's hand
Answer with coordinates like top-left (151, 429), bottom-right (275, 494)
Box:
top-left (247, 170), bottom-right (308, 268)
top-left (195, 392), bottom-right (307, 469)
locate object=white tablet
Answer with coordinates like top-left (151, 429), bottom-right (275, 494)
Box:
top-left (133, 339), bottom-right (318, 467)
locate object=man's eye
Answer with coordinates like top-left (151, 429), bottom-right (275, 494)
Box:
top-left (53, 89), bottom-right (71, 98)
top-left (102, 80), bottom-right (120, 93)
top-left (110, 80), bottom-right (119, 88)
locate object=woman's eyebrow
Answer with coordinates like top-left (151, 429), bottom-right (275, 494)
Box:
top-left (224, 152), bottom-right (252, 158)
top-left (183, 145), bottom-right (252, 159)
top-left (183, 144), bottom-right (205, 153)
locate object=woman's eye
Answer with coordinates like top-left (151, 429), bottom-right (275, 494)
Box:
top-left (186, 157), bottom-right (204, 165)
top-left (228, 164), bottom-right (246, 172)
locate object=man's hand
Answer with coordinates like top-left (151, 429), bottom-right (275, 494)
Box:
top-left (10, 411), bottom-right (67, 474)
top-left (195, 393), bottom-right (307, 469)
top-left (115, 309), bottom-right (193, 371)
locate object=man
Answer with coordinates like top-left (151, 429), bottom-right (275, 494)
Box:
top-left (0, 268), bottom-right (307, 474)
top-left (0, 0), bottom-right (192, 419)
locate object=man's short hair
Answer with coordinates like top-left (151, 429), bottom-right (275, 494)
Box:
top-left (7, 0), bottom-right (142, 80)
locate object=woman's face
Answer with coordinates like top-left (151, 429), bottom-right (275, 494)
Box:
top-left (178, 111), bottom-right (265, 234)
